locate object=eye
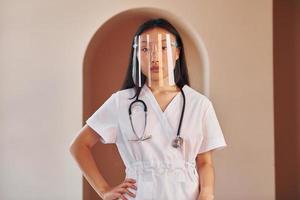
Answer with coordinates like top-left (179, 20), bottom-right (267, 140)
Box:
top-left (141, 47), bottom-right (148, 52)
top-left (162, 46), bottom-right (167, 50)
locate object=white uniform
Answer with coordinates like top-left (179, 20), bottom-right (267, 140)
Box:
top-left (86, 84), bottom-right (227, 200)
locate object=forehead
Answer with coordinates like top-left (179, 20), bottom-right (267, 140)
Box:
top-left (139, 27), bottom-right (176, 41)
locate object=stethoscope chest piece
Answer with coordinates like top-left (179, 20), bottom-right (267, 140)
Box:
top-left (172, 136), bottom-right (183, 148)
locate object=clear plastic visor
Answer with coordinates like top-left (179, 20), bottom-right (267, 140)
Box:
top-left (132, 33), bottom-right (178, 88)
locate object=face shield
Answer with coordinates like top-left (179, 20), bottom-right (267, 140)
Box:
top-left (132, 32), bottom-right (179, 88)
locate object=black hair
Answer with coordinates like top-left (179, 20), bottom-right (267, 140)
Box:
top-left (121, 18), bottom-right (190, 100)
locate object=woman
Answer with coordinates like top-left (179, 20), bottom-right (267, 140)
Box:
top-left (69, 18), bottom-right (227, 200)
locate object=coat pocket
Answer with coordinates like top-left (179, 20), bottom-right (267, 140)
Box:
top-left (119, 110), bottom-right (144, 139)
top-left (123, 124), bottom-right (152, 142)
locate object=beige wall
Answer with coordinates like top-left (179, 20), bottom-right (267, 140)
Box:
top-left (1, 0), bottom-right (275, 199)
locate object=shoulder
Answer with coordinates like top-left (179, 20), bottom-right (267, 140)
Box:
top-left (114, 87), bottom-right (135, 100)
top-left (184, 85), bottom-right (212, 106)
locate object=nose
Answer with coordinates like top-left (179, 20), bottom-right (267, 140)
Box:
top-left (150, 53), bottom-right (158, 64)
top-left (150, 45), bottom-right (158, 64)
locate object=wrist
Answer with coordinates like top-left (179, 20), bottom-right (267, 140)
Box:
top-left (199, 186), bottom-right (214, 199)
top-left (199, 193), bottom-right (214, 200)
top-left (98, 184), bottom-right (111, 198)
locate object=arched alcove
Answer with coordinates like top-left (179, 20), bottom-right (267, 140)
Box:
top-left (83, 7), bottom-right (210, 200)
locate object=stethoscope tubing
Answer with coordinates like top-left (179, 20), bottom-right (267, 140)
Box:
top-left (128, 85), bottom-right (186, 145)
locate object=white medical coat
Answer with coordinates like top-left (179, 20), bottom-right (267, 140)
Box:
top-left (86, 84), bottom-right (227, 200)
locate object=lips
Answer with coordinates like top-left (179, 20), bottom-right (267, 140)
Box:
top-left (150, 66), bottom-right (160, 73)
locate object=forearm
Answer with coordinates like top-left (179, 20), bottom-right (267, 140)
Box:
top-left (197, 163), bottom-right (215, 200)
top-left (70, 144), bottom-right (111, 198)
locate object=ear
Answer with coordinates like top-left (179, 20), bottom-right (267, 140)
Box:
top-left (175, 47), bottom-right (180, 60)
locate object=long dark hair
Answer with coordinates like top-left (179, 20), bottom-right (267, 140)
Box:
top-left (121, 18), bottom-right (190, 100)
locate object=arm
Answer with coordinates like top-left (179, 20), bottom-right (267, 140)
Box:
top-left (196, 150), bottom-right (215, 200)
top-left (69, 124), bottom-right (111, 198)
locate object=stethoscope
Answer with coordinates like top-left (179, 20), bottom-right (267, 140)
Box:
top-left (128, 85), bottom-right (186, 148)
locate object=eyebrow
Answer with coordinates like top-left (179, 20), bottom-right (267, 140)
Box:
top-left (140, 39), bottom-right (168, 43)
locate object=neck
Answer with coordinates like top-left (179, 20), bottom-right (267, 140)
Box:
top-left (146, 79), bottom-right (179, 93)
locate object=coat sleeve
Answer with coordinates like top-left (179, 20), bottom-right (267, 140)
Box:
top-left (85, 92), bottom-right (120, 144)
top-left (198, 100), bottom-right (228, 154)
